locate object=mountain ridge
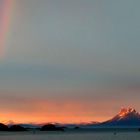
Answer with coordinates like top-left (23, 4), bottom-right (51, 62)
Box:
top-left (5, 107), bottom-right (140, 128)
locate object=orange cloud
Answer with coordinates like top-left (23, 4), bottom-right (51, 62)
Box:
top-left (0, 96), bottom-right (105, 123)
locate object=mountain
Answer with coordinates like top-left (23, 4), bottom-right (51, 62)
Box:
top-left (18, 124), bottom-right (41, 129)
top-left (99, 107), bottom-right (140, 127)
top-left (59, 122), bottom-right (99, 128)
top-left (7, 123), bottom-right (41, 129)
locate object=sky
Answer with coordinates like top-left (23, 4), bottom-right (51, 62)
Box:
top-left (0, 0), bottom-right (140, 123)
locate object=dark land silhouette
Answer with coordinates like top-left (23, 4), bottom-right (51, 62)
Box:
top-left (0, 123), bottom-right (8, 131)
top-left (9, 125), bottom-right (27, 131)
top-left (40, 124), bottom-right (64, 131)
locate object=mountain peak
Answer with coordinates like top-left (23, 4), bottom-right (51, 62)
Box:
top-left (118, 107), bottom-right (137, 117)
top-left (110, 107), bottom-right (140, 123)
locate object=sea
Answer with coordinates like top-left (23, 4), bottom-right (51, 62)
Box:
top-left (0, 131), bottom-right (140, 140)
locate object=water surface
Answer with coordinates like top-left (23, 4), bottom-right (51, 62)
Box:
top-left (0, 131), bottom-right (140, 140)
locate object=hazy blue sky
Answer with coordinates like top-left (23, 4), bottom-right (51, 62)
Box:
top-left (0, 0), bottom-right (140, 123)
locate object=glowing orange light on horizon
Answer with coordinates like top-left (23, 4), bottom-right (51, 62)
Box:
top-left (0, 112), bottom-right (103, 124)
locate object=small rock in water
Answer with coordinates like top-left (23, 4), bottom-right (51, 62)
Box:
top-left (114, 132), bottom-right (117, 135)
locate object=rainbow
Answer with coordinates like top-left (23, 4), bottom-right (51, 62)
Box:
top-left (0, 0), bottom-right (15, 58)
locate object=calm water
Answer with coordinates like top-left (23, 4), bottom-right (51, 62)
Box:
top-left (0, 131), bottom-right (140, 140)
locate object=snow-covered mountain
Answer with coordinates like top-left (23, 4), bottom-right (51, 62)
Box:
top-left (100, 107), bottom-right (140, 127)
top-left (59, 108), bottom-right (140, 128)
